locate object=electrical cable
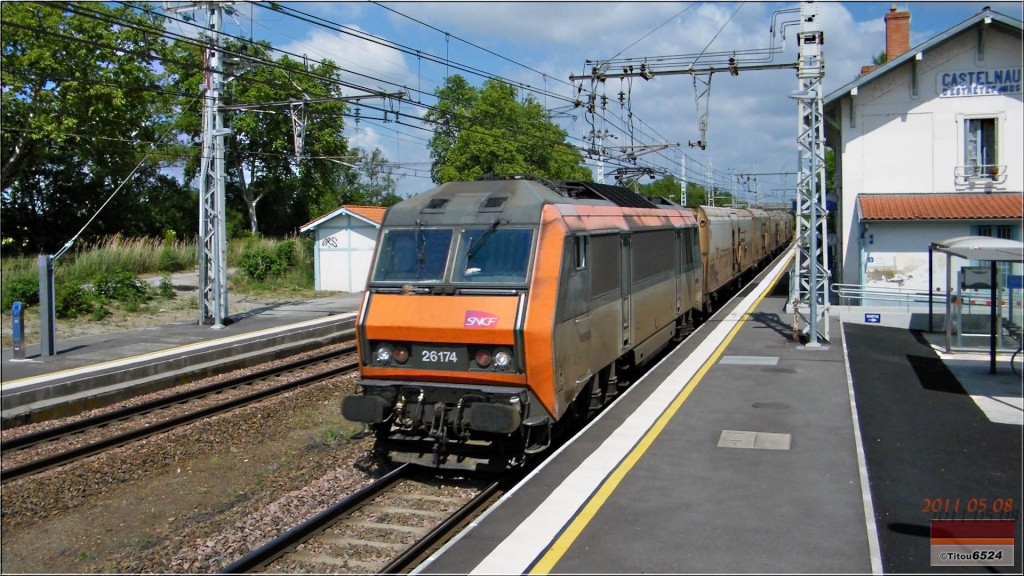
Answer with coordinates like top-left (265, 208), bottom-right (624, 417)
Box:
top-left (51, 91), bottom-right (203, 260)
top-left (606, 3), bottom-right (698, 62)
top-left (369, 1), bottom-right (575, 91)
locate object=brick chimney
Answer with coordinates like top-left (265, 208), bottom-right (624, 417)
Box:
top-left (884, 4), bottom-right (911, 61)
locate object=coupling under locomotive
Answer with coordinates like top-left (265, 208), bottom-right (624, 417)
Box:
top-left (342, 177), bottom-right (704, 471)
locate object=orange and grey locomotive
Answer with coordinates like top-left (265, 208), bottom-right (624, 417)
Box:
top-left (341, 176), bottom-right (791, 471)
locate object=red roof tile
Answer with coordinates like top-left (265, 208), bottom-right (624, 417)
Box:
top-left (859, 193), bottom-right (1022, 221)
top-left (342, 205), bottom-right (387, 224)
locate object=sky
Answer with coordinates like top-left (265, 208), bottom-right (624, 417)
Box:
top-left (162, 1), bottom-right (1024, 204)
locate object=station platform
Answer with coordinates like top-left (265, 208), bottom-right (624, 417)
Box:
top-left (0, 294), bottom-right (363, 427)
top-left (418, 251), bottom-right (1022, 574)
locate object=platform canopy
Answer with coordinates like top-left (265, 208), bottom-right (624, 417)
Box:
top-left (930, 235), bottom-right (1024, 263)
top-left (928, 236), bottom-right (1024, 373)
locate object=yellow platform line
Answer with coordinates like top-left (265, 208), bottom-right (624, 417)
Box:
top-left (529, 257), bottom-right (791, 574)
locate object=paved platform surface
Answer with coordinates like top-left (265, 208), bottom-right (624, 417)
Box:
top-left (418, 254), bottom-right (1021, 574)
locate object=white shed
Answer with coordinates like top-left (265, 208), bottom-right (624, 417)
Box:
top-left (300, 205), bottom-right (386, 292)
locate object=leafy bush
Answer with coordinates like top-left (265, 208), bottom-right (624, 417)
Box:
top-left (157, 275), bottom-right (175, 299)
top-left (55, 284), bottom-right (94, 319)
top-left (157, 231), bottom-right (188, 272)
top-left (2, 275), bottom-right (39, 310)
top-left (90, 304), bottom-right (110, 321)
top-left (158, 248), bottom-right (186, 272)
top-left (93, 270), bottom-right (152, 303)
top-left (273, 240), bottom-right (296, 269)
top-left (237, 246), bottom-right (277, 282)
top-left (299, 235), bottom-right (314, 261)
top-left (234, 239), bottom-right (310, 288)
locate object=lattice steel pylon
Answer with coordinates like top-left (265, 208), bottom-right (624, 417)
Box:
top-left (790, 0), bottom-right (830, 344)
top-left (192, 3), bottom-right (231, 327)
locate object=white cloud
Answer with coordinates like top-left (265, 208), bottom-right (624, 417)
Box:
top-left (249, 1), bottom-right (1018, 201)
top-left (278, 26), bottom-right (418, 95)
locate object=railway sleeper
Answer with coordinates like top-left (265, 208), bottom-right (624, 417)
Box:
top-left (323, 537), bottom-right (407, 550)
top-left (288, 552), bottom-right (378, 570)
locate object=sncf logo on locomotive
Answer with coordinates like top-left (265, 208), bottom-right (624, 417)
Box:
top-left (464, 310), bottom-right (499, 328)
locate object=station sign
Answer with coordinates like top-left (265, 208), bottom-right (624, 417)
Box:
top-left (938, 68), bottom-right (1022, 97)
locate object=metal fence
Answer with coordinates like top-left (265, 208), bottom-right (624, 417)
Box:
top-left (830, 283), bottom-right (947, 310)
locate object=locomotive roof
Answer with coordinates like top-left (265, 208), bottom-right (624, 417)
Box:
top-left (382, 177), bottom-right (655, 227)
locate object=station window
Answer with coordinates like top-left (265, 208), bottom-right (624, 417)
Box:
top-left (964, 118), bottom-right (998, 178)
top-left (973, 224), bottom-right (1017, 241)
top-left (971, 225), bottom-right (1020, 274)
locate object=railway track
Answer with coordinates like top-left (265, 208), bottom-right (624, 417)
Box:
top-left (0, 346), bottom-right (358, 483)
top-left (220, 464), bottom-right (508, 574)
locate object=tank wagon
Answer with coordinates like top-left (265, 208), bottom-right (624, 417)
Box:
top-left (342, 176), bottom-right (792, 471)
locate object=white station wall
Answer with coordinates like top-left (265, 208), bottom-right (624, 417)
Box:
top-left (836, 26), bottom-right (1023, 284)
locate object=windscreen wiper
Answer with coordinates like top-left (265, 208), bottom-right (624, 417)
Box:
top-left (415, 219), bottom-right (426, 273)
top-left (466, 218), bottom-right (505, 259)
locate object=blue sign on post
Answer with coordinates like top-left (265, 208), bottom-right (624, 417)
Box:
top-left (12, 301), bottom-right (24, 360)
top-left (865, 313), bottom-right (881, 324)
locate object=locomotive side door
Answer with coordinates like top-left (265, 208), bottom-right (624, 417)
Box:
top-left (675, 230), bottom-right (683, 315)
top-left (620, 233), bottom-right (632, 350)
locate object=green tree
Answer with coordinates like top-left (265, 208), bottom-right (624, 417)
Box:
top-left (163, 38), bottom-right (351, 236)
top-left (639, 175), bottom-right (710, 206)
top-left (1, 2), bottom-right (183, 254)
top-left (354, 148), bottom-right (402, 207)
top-left (425, 76), bottom-right (590, 183)
top-left (424, 75), bottom-right (476, 183)
top-left (640, 174), bottom-right (682, 203)
top-left (311, 146), bottom-right (401, 216)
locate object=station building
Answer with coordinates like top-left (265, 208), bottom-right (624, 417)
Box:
top-left (823, 6), bottom-right (1023, 296)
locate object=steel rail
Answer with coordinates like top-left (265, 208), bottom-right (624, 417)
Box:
top-left (218, 464), bottom-right (412, 574)
top-left (380, 476), bottom-right (507, 574)
top-left (218, 463), bottom-right (506, 575)
top-left (1, 361), bottom-right (357, 483)
top-left (2, 344), bottom-right (355, 452)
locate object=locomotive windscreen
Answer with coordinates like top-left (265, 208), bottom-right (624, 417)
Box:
top-left (453, 227), bottom-right (534, 284)
top-left (372, 228), bottom-right (452, 282)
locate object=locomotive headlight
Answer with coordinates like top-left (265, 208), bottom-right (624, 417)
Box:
top-left (374, 343), bottom-right (394, 363)
top-left (493, 348), bottom-right (513, 370)
top-left (475, 349), bottom-right (492, 368)
top-left (393, 346), bottom-right (409, 364)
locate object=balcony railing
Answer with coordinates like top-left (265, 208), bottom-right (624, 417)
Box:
top-left (954, 163), bottom-right (1007, 185)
